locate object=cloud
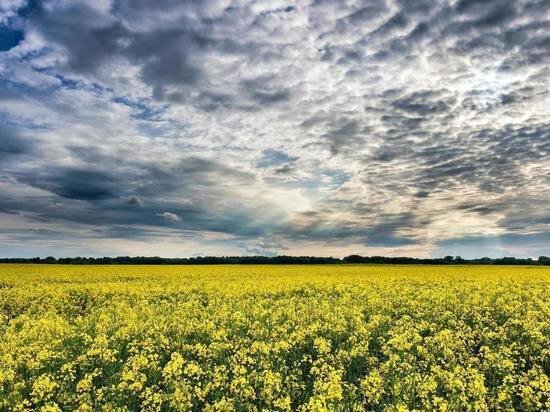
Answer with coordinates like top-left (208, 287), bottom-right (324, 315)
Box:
top-left (124, 195), bottom-right (143, 207)
top-left (156, 212), bottom-right (181, 222)
top-left (0, 125), bottom-right (31, 159)
top-left (435, 232), bottom-right (550, 259)
top-left (15, 167), bottom-right (118, 201)
top-left (256, 149), bottom-right (298, 168)
top-left (0, 0), bottom-right (548, 257)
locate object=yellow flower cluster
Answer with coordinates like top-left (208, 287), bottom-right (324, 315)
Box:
top-left (0, 264), bottom-right (548, 411)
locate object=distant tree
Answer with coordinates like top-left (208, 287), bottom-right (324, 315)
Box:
top-left (0, 254), bottom-right (545, 265)
top-left (496, 257), bottom-right (518, 265)
top-left (343, 255), bottom-right (365, 263)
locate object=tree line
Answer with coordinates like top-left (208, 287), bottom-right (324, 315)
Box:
top-left (0, 255), bottom-right (549, 265)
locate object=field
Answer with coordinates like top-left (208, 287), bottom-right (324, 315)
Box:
top-left (0, 264), bottom-right (548, 411)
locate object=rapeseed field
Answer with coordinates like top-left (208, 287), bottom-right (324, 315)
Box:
top-left (0, 264), bottom-right (548, 411)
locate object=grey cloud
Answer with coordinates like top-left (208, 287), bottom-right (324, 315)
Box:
top-left (124, 195), bottom-right (143, 207)
top-left (435, 231), bottom-right (550, 258)
top-left (15, 167), bottom-right (119, 201)
top-left (0, 126), bottom-right (31, 159)
top-left (391, 90), bottom-right (453, 115)
top-left (281, 211), bottom-right (420, 248)
top-left (371, 12), bottom-right (409, 37)
top-left (26, 3), bottom-right (209, 101)
top-left (249, 88), bottom-right (292, 106)
top-left (323, 118), bottom-right (366, 155)
top-left (240, 76), bottom-right (293, 107)
top-left (0, 0), bottom-right (548, 257)
top-left (1, 153), bottom-right (276, 239)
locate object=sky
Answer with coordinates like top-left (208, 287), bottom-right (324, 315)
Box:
top-left (0, 0), bottom-right (548, 258)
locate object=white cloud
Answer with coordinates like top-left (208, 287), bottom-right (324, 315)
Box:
top-left (156, 212), bottom-right (181, 222)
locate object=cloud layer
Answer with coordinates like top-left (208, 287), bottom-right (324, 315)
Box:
top-left (0, 0), bottom-right (548, 257)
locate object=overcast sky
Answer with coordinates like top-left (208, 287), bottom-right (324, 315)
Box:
top-left (0, 0), bottom-right (548, 258)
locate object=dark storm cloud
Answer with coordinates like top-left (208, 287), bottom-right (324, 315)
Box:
top-left (18, 1), bottom-right (241, 103)
top-left (16, 167), bottom-right (119, 201)
top-left (0, 0), bottom-right (548, 257)
top-left (34, 17), bottom-right (204, 101)
top-left (18, 0), bottom-right (279, 106)
top-left (1, 152), bottom-right (277, 240)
